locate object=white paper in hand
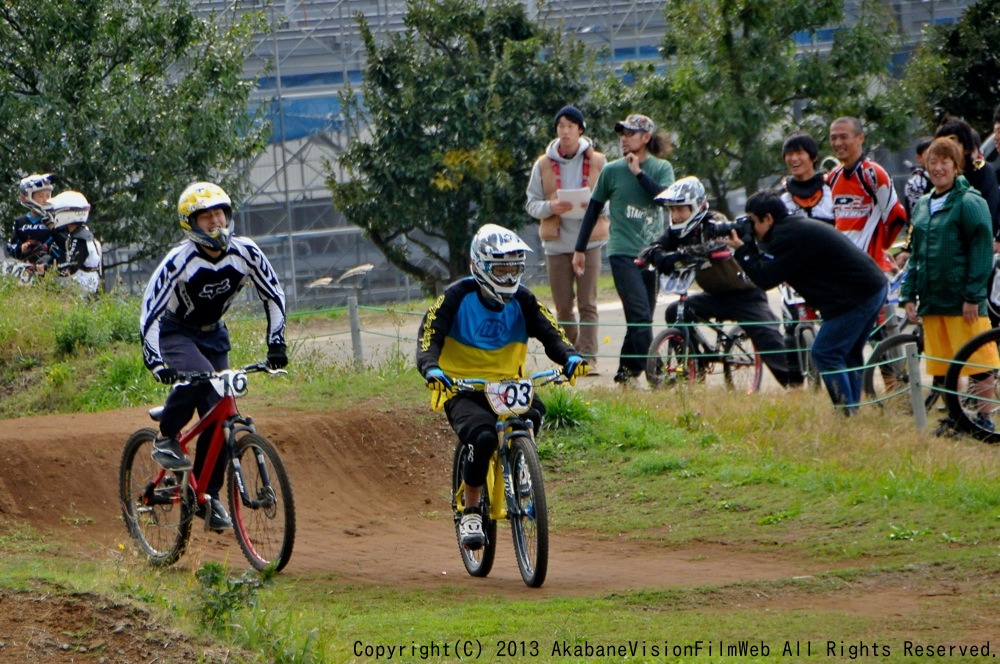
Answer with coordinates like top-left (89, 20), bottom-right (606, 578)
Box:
top-left (555, 188), bottom-right (591, 220)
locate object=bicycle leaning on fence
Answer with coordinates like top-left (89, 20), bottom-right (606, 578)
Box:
top-left (119, 363), bottom-right (296, 571)
top-left (642, 257), bottom-right (762, 393)
top-left (861, 323), bottom-right (941, 415)
top-left (446, 368), bottom-right (566, 588)
top-left (941, 326), bottom-right (1000, 442)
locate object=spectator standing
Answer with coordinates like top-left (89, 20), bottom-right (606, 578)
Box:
top-left (903, 137), bottom-right (935, 218)
top-left (900, 137), bottom-right (999, 431)
top-left (827, 117), bottom-right (908, 271)
top-left (572, 114), bottom-right (675, 384)
top-left (723, 192), bottom-right (887, 415)
top-left (778, 131), bottom-right (835, 224)
top-left (934, 117), bottom-right (1000, 241)
top-left (989, 104), bottom-right (1000, 166)
top-left (526, 106), bottom-right (608, 371)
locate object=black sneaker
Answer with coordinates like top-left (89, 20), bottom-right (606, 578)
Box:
top-left (151, 437), bottom-right (193, 471)
top-left (195, 498), bottom-right (233, 532)
top-left (613, 367), bottom-right (641, 384)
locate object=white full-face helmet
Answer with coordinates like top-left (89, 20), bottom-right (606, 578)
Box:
top-left (655, 176), bottom-right (709, 238)
top-left (469, 224), bottom-right (532, 305)
top-left (18, 173), bottom-right (56, 217)
top-left (47, 191), bottom-right (91, 229)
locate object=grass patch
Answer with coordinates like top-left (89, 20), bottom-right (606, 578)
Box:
top-left (3, 281), bottom-right (1000, 657)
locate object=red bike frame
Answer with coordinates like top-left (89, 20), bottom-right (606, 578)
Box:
top-left (173, 392), bottom-right (242, 508)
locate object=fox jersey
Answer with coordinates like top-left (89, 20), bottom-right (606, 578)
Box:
top-left (140, 236), bottom-right (285, 370)
top-left (827, 158), bottom-right (907, 271)
top-left (416, 278), bottom-right (576, 383)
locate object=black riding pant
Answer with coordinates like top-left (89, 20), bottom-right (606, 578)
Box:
top-left (158, 319), bottom-right (231, 498)
top-left (445, 392), bottom-right (544, 487)
top-left (666, 289), bottom-right (802, 387)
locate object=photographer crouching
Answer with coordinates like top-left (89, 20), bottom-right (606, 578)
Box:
top-left (639, 177), bottom-right (801, 388)
top-left (721, 191), bottom-right (887, 415)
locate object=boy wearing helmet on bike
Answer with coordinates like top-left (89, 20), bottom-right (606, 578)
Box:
top-left (46, 191), bottom-right (103, 294)
top-left (417, 224), bottom-right (588, 550)
top-left (140, 182), bottom-right (288, 532)
top-left (7, 173), bottom-right (57, 266)
top-left (639, 176), bottom-right (800, 387)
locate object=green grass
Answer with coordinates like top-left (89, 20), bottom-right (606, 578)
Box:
top-left (3, 279), bottom-right (1000, 661)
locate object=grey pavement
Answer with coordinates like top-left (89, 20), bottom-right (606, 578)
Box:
top-left (298, 287), bottom-right (790, 393)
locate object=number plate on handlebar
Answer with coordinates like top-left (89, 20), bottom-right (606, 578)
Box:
top-left (484, 380), bottom-right (534, 416)
top-left (207, 370), bottom-right (249, 398)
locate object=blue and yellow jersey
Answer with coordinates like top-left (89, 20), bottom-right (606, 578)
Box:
top-left (416, 278), bottom-right (575, 383)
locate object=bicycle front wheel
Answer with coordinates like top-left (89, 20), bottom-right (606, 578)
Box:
top-left (721, 326), bottom-right (762, 394)
top-left (647, 328), bottom-right (693, 389)
top-left (943, 327), bottom-right (1000, 442)
top-left (452, 441), bottom-right (496, 577)
top-left (508, 436), bottom-right (549, 588)
top-left (862, 332), bottom-right (936, 415)
top-left (119, 428), bottom-right (193, 566)
top-left (796, 325), bottom-right (823, 391)
top-left (229, 433), bottom-right (296, 572)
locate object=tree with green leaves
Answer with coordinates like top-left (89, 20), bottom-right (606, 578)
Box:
top-left (904, 0), bottom-right (1000, 135)
top-left (591, 0), bottom-right (909, 216)
top-left (328, 0), bottom-right (588, 292)
top-left (0, 1), bottom-right (268, 265)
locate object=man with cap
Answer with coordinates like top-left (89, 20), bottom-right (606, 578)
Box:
top-left (573, 113), bottom-right (674, 384)
top-left (525, 105), bottom-right (608, 371)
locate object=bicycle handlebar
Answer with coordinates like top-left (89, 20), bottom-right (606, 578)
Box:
top-left (451, 368), bottom-right (567, 392)
top-left (173, 362), bottom-right (288, 387)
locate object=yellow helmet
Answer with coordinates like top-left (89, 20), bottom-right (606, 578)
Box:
top-left (177, 182), bottom-right (233, 251)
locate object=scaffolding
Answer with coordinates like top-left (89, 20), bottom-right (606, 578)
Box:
top-left (191, 0), bottom-right (971, 309)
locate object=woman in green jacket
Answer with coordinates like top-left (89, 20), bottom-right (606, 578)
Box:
top-left (901, 136), bottom-right (1000, 431)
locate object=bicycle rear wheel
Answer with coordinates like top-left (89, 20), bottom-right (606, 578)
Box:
top-left (119, 428), bottom-right (193, 566)
top-left (229, 433), bottom-right (296, 572)
top-left (862, 332), bottom-right (936, 415)
top-left (943, 327), bottom-right (1000, 442)
top-left (721, 326), bottom-right (762, 394)
top-left (508, 436), bottom-right (549, 588)
top-left (451, 441), bottom-right (496, 577)
top-left (647, 328), bottom-right (693, 389)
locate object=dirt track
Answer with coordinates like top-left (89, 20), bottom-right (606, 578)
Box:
top-left (0, 404), bottom-right (843, 596)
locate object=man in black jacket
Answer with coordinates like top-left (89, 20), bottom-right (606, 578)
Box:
top-left (722, 191), bottom-right (887, 414)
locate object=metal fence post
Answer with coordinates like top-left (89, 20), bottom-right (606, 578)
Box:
top-left (905, 342), bottom-right (926, 431)
top-left (348, 295), bottom-right (364, 366)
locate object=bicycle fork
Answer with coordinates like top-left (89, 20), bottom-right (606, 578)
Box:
top-left (226, 418), bottom-right (276, 512)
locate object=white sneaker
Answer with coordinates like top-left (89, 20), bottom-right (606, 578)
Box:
top-left (459, 512), bottom-right (486, 550)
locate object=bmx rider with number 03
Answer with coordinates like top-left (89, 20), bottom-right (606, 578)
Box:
top-left (417, 224), bottom-right (588, 550)
top-left (139, 182), bottom-right (288, 532)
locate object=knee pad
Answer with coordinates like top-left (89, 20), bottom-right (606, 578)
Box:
top-left (462, 427), bottom-right (497, 487)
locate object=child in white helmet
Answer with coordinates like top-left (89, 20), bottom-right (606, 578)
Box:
top-left (416, 224), bottom-right (587, 550)
top-left (46, 190), bottom-right (103, 294)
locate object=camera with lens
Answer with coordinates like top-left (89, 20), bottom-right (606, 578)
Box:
top-left (705, 215), bottom-right (754, 243)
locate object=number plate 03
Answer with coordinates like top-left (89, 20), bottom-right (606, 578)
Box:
top-left (484, 380), bottom-right (533, 416)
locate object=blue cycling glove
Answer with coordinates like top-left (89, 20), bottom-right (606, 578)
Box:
top-left (425, 367), bottom-right (453, 391)
top-left (563, 355), bottom-right (589, 386)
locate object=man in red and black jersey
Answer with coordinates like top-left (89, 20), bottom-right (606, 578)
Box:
top-left (827, 117), bottom-right (907, 272)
